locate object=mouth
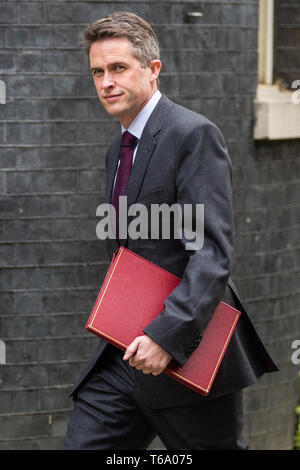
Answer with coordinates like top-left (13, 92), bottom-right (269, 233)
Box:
top-left (103, 94), bottom-right (123, 102)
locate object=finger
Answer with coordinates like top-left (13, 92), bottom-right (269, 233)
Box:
top-left (123, 338), bottom-right (140, 361)
top-left (129, 356), bottom-right (140, 368)
top-left (151, 369), bottom-right (163, 376)
top-left (142, 370), bottom-right (151, 374)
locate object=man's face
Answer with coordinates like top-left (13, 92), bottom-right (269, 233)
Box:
top-left (89, 37), bottom-right (161, 128)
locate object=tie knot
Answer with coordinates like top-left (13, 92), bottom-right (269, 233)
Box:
top-left (121, 131), bottom-right (137, 148)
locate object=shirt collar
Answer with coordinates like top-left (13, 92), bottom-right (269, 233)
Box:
top-left (121, 89), bottom-right (162, 139)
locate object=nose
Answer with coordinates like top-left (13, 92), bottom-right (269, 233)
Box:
top-left (102, 71), bottom-right (115, 90)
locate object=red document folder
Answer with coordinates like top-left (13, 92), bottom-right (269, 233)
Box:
top-left (86, 247), bottom-right (241, 396)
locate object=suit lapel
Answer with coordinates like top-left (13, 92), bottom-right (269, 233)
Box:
top-left (126, 94), bottom-right (173, 209)
top-left (105, 133), bottom-right (122, 205)
top-left (125, 127), bottom-right (156, 211)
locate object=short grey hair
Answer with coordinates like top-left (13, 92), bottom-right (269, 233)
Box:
top-left (82, 11), bottom-right (160, 68)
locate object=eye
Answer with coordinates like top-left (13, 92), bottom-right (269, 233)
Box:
top-left (92, 69), bottom-right (103, 76)
top-left (114, 65), bottom-right (125, 71)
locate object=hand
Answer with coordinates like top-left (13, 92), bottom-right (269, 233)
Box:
top-left (123, 335), bottom-right (172, 376)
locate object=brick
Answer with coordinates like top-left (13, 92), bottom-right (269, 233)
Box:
top-left (1, 266), bottom-right (53, 290)
top-left (0, 413), bottom-right (51, 440)
top-left (16, 51), bottom-right (43, 73)
top-left (47, 362), bottom-right (89, 387)
top-left (14, 292), bottom-right (42, 315)
top-left (0, 28), bottom-right (5, 46)
top-left (55, 25), bottom-right (85, 48)
top-left (48, 285), bottom-right (102, 313)
top-left (50, 313), bottom-right (87, 337)
top-left (244, 381), bottom-right (299, 414)
top-left (45, 2), bottom-right (110, 24)
top-left (234, 180), bottom-right (300, 210)
top-left (244, 404), bottom-right (296, 437)
top-left (51, 122), bottom-right (78, 144)
top-left (260, 160), bottom-right (299, 184)
top-left (6, 122), bottom-right (78, 145)
top-left (6, 27), bottom-right (55, 47)
top-left (38, 337), bottom-right (96, 362)
top-left (78, 169), bottom-right (106, 192)
top-left (0, 389), bottom-right (39, 414)
top-left (0, 101), bottom-right (18, 120)
top-left (13, 147), bottom-right (42, 169)
top-left (220, 4), bottom-right (243, 25)
top-left (65, 194), bottom-right (105, 216)
top-left (234, 270), bottom-right (300, 300)
top-left (6, 123), bottom-right (51, 145)
top-left (14, 240), bottom-right (106, 265)
top-left (39, 387), bottom-right (70, 411)
top-left (43, 50), bottom-right (87, 73)
top-left (0, 172), bottom-right (5, 193)
top-left (219, 51), bottom-right (245, 72)
top-left (0, 124), bottom-right (4, 144)
top-left (7, 339), bottom-right (39, 363)
top-left (18, 101), bottom-right (46, 121)
top-left (0, 316), bottom-right (28, 342)
top-left (247, 291), bottom-right (300, 322)
top-left (20, 2), bottom-right (45, 25)
top-left (239, 73), bottom-right (258, 94)
top-left (157, 26), bottom-right (247, 50)
top-left (40, 145), bottom-right (107, 169)
top-left (5, 75), bottom-right (54, 98)
top-left (77, 120), bottom-right (119, 144)
top-left (2, 364), bottom-right (50, 389)
top-left (0, 243), bottom-right (15, 266)
top-left (0, 52), bottom-right (15, 71)
top-left (19, 98), bottom-right (106, 121)
top-left (0, 194), bottom-right (102, 218)
top-left (53, 217), bottom-right (98, 240)
top-left (245, 28), bottom-right (258, 48)
top-left (234, 225), bottom-right (300, 254)
top-left (4, 219), bottom-right (52, 242)
top-left (175, 73), bottom-right (224, 96)
top-left (46, 2), bottom-right (213, 25)
top-left (0, 293), bottom-right (14, 315)
top-left (53, 74), bottom-right (95, 97)
top-left (239, 4), bottom-right (258, 27)
top-left (6, 170), bottom-right (77, 194)
top-left (162, 50), bottom-right (218, 73)
top-left (0, 3), bottom-right (18, 25)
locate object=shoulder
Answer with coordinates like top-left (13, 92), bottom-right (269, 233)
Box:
top-left (158, 96), bottom-right (224, 149)
top-left (162, 95), bottom-right (220, 137)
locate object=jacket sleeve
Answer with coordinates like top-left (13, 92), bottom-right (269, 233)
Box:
top-left (143, 121), bottom-right (234, 366)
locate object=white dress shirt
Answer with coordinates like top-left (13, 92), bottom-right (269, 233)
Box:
top-left (112, 90), bottom-right (162, 192)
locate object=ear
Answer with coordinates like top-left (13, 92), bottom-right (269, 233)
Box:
top-left (149, 59), bottom-right (162, 83)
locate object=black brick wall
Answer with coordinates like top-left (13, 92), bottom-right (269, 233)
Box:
top-left (0, 0), bottom-right (299, 450)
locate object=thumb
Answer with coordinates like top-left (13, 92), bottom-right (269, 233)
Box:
top-left (123, 337), bottom-right (140, 361)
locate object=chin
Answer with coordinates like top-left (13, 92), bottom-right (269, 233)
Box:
top-left (103, 104), bottom-right (123, 117)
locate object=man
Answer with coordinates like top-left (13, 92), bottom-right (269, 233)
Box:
top-left (63, 12), bottom-right (278, 450)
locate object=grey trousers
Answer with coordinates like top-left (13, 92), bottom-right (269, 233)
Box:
top-left (62, 345), bottom-right (249, 450)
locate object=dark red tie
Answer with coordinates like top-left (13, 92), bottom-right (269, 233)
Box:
top-left (111, 131), bottom-right (137, 239)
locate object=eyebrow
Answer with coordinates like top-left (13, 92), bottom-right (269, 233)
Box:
top-left (90, 62), bottom-right (128, 72)
top-left (90, 67), bottom-right (103, 72)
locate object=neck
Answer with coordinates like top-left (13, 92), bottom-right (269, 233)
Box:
top-left (120, 87), bottom-right (158, 129)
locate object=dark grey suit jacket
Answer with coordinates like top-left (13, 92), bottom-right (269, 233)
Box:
top-left (71, 94), bottom-right (278, 407)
